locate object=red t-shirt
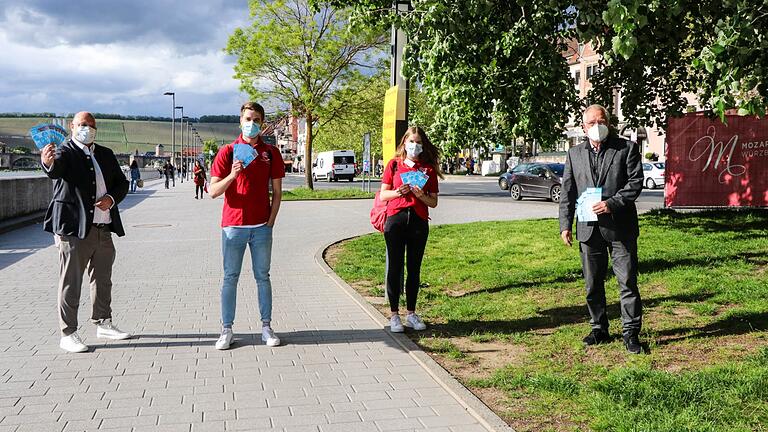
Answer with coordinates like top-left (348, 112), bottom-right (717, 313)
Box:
top-left (382, 158), bottom-right (439, 221)
top-left (211, 135), bottom-right (285, 227)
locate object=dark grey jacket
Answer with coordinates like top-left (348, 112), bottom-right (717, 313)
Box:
top-left (43, 140), bottom-right (129, 239)
top-left (559, 136), bottom-right (643, 242)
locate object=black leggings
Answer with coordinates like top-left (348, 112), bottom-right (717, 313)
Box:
top-left (196, 185), bottom-right (204, 197)
top-left (384, 208), bottom-right (429, 312)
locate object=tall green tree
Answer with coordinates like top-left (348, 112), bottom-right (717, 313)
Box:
top-left (226, 0), bottom-right (386, 189)
top-left (320, 0), bottom-right (767, 150)
top-left (312, 72), bottom-right (388, 161)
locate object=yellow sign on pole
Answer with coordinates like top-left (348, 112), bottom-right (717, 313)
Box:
top-left (382, 85), bottom-right (407, 166)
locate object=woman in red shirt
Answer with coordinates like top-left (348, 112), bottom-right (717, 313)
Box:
top-left (379, 126), bottom-right (442, 332)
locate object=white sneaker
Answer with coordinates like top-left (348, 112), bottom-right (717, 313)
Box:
top-left (390, 315), bottom-right (404, 333)
top-left (96, 319), bottom-right (131, 340)
top-left (60, 332), bottom-right (89, 353)
top-left (405, 313), bottom-right (427, 331)
top-left (262, 327), bottom-right (280, 347)
top-left (215, 328), bottom-right (234, 350)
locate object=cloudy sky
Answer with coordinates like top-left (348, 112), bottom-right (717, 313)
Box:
top-left (0, 1), bottom-right (254, 117)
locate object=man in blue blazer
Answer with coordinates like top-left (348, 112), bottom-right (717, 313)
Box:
top-left (41, 112), bottom-right (131, 353)
top-left (559, 105), bottom-right (645, 354)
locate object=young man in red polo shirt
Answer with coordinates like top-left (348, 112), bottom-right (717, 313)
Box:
top-left (208, 102), bottom-right (285, 349)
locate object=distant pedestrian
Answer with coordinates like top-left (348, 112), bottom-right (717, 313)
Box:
top-left (129, 160), bottom-right (141, 193)
top-left (379, 126), bottom-right (442, 333)
top-left (39, 111), bottom-right (132, 353)
top-left (559, 104), bottom-right (645, 354)
top-left (193, 160), bottom-right (206, 199)
top-left (163, 162), bottom-right (175, 188)
top-left (466, 157), bottom-right (475, 175)
top-left (209, 101), bottom-right (285, 350)
top-left (181, 164), bottom-right (187, 180)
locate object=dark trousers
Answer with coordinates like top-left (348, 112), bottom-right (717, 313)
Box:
top-left (164, 175), bottom-right (170, 189)
top-left (579, 230), bottom-right (642, 335)
top-left (195, 185), bottom-right (204, 198)
top-left (55, 226), bottom-right (116, 336)
top-left (384, 208), bottom-right (429, 312)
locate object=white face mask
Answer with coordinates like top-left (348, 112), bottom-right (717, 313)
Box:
top-left (405, 140), bottom-right (423, 158)
top-left (587, 124), bottom-right (609, 143)
top-left (74, 125), bottom-right (97, 145)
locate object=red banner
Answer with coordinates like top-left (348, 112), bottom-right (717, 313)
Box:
top-left (665, 113), bottom-right (768, 207)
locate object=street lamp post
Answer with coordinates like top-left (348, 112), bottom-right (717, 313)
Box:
top-left (175, 106), bottom-right (184, 183)
top-left (163, 92), bottom-right (175, 166)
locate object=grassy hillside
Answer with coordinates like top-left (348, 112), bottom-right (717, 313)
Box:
top-left (0, 117), bottom-right (240, 154)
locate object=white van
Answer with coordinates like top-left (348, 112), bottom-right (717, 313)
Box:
top-left (313, 150), bottom-right (356, 182)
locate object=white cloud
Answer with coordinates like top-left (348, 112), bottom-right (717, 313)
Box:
top-left (0, 1), bottom-right (252, 117)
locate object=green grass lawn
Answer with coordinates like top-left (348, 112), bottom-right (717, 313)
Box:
top-left (327, 209), bottom-right (768, 432)
top-left (281, 187), bottom-right (373, 201)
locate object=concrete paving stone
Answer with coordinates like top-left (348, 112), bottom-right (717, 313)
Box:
top-left (140, 404), bottom-right (193, 416)
top-left (201, 410), bottom-right (235, 422)
top-left (106, 398), bottom-right (150, 409)
top-left (158, 412), bottom-right (203, 425)
top-left (329, 401), bottom-right (366, 413)
top-left (419, 413), bottom-right (478, 428)
top-left (288, 403), bottom-right (333, 415)
top-left (375, 417), bottom-right (425, 431)
top-left (0, 406), bottom-right (22, 417)
top-left (0, 397), bottom-right (21, 407)
top-left (132, 424), bottom-right (191, 432)
top-left (92, 407), bottom-right (139, 419)
top-left (102, 390), bottom-right (145, 400)
top-left (362, 398), bottom-right (419, 411)
top-left (449, 425), bottom-right (490, 432)
top-left (13, 423), bottom-right (64, 432)
top-left (359, 408), bottom-right (407, 421)
top-left (282, 426), bottom-right (320, 432)
top-left (61, 419), bottom-right (101, 431)
top-left (191, 401), bottom-right (226, 412)
top-left (347, 391), bottom-right (393, 403)
top-left (224, 418), bottom-right (272, 431)
top-left (351, 383), bottom-right (395, 393)
top-left (2, 409), bottom-right (63, 425)
top-left (57, 409), bottom-right (97, 422)
top-left (271, 414), bottom-right (329, 428)
top-left (234, 406), bottom-right (290, 419)
top-left (190, 421), bottom-right (226, 432)
top-left (319, 423), bottom-right (380, 432)
top-left (97, 415), bottom-right (158, 429)
top-left (412, 395), bottom-right (460, 407)
top-left (400, 407), bottom-right (437, 418)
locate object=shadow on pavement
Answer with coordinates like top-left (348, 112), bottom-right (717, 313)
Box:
top-left (91, 329), bottom-right (409, 352)
top-left (0, 187), bottom-right (158, 270)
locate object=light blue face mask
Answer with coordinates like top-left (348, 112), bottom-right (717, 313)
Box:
top-left (241, 121), bottom-right (260, 138)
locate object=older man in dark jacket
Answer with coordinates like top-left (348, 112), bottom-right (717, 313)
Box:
top-left (559, 104), bottom-right (645, 354)
top-left (41, 111), bottom-right (131, 353)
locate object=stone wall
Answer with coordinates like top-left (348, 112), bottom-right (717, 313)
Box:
top-left (0, 176), bottom-right (52, 221)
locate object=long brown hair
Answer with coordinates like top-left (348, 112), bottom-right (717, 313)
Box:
top-left (396, 126), bottom-right (444, 179)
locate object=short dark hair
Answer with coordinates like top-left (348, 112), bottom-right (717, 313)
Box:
top-left (240, 102), bottom-right (265, 121)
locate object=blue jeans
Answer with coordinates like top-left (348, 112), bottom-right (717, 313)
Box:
top-left (130, 179), bottom-right (138, 192)
top-left (221, 225), bottom-right (273, 327)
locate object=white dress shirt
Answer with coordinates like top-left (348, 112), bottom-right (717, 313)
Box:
top-left (71, 139), bottom-right (113, 224)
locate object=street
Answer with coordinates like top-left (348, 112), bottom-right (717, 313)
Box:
top-left (283, 173), bottom-right (666, 207)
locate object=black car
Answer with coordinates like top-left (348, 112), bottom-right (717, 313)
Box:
top-left (506, 163), bottom-right (564, 202)
top-left (498, 163), bottom-right (531, 190)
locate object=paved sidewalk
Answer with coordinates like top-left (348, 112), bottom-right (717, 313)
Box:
top-left (0, 179), bottom-right (537, 432)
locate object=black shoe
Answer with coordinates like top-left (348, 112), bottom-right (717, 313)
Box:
top-left (583, 329), bottom-right (611, 346)
top-left (623, 333), bottom-right (642, 354)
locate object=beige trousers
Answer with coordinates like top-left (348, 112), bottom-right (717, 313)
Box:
top-left (55, 226), bottom-right (116, 336)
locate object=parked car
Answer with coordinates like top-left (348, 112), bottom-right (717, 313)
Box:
top-left (498, 163), bottom-right (531, 190)
top-left (508, 163), bottom-right (565, 202)
top-left (313, 150), bottom-right (356, 182)
top-left (642, 162), bottom-right (665, 189)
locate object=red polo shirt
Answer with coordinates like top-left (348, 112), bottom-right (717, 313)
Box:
top-left (382, 158), bottom-right (439, 221)
top-left (211, 135), bottom-right (285, 227)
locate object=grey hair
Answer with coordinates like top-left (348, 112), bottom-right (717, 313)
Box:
top-left (582, 104), bottom-right (609, 124)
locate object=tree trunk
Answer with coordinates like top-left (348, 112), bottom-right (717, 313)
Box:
top-left (304, 112), bottom-right (314, 190)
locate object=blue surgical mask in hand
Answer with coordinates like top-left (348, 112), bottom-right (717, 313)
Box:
top-left (241, 121), bottom-right (260, 138)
